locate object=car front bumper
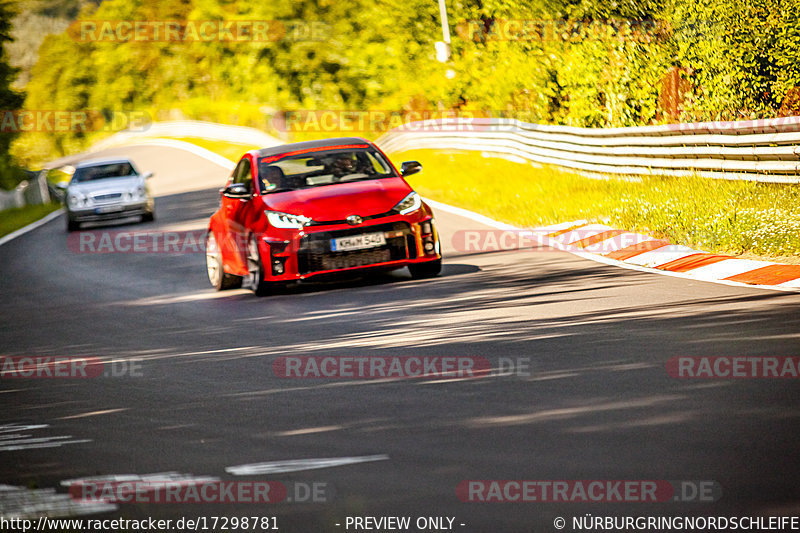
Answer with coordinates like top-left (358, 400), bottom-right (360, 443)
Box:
top-left (258, 213), bottom-right (441, 282)
top-left (67, 201), bottom-right (152, 222)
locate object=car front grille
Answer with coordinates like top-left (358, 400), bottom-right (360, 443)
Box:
top-left (298, 221), bottom-right (411, 275)
top-left (92, 193), bottom-right (123, 203)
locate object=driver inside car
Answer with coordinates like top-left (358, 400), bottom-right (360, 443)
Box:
top-left (330, 155), bottom-right (357, 179)
top-left (260, 165), bottom-right (284, 191)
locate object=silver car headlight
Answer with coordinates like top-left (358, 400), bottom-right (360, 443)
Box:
top-left (127, 186), bottom-right (145, 200)
top-left (392, 191), bottom-right (421, 215)
top-left (266, 210), bottom-right (312, 229)
top-left (68, 193), bottom-right (88, 208)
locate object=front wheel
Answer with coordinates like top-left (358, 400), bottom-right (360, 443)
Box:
top-left (206, 232), bottom-right (242, 290)
top-left (246, 234), bottom-right (272, 296)
top-left (409, 259), bottom-right (442, 279)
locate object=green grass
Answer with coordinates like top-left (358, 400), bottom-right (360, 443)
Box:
top-left (394, 149), bottom-right (800, 262)
top-left (0, 203), bottom-right (61, 238)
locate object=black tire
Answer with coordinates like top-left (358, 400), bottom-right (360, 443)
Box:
top-left (409, 258), bottom-right (442, 279)
top-left (141, 210), bottom-right (155, 222)
top-left (245, 234), bottom-right (272, 296)
top-left (67, 218), bottom-right (80, 232)
top-left (206, 232), bottom-right (242, 290)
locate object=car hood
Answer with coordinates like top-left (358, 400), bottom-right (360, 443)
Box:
top-left (68, 176), bottom-right (143, 195)
top-left (261, 177), bottom-right (413, 221)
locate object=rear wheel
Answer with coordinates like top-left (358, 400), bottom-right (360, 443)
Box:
top-left (206, 232), bottom-right (241, 290)
top-left (246, 234), bottom-right (272, 296)
top-left (409, 258), bottom-right (442, 279)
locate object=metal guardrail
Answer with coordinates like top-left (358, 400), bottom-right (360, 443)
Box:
top-left (0, 171), bottom-right (52, 212)
top-left (375, 116), bottom-right (800, 183)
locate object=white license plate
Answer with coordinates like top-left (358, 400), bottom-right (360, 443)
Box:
top-left (96, 205), bottom-right (124, 214)
top-left (331, 232), bottom-right (386, 252)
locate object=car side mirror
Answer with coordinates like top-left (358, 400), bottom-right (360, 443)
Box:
top-left (56, 180), bottom-right (69, 189)
top-left (400, 161), bottom-right (422, 177)
top-left (141, 171), bottom-right (154, 179)
top-left (222, 183), bottom-right (252, 199)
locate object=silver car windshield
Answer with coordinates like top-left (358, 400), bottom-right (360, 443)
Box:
top-left (72, 162), bottom-right (137, 183)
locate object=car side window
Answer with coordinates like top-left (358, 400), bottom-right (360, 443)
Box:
top-left (233, 159), bottom-right (252, 190)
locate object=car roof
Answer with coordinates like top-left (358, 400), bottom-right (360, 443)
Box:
top-left (74, 157), bottom-right (135, 169)
top-left (255, 137), bottom-right (373, 159)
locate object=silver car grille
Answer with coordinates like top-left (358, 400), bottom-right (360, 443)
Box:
top-left (92, 193), bottom-right (123, 203)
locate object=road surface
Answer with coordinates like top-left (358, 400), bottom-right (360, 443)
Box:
top-left (2, 144), bottom-right (800, 531)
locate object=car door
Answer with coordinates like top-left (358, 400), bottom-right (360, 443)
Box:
top-left (220, 157), bottom-right (255, 274)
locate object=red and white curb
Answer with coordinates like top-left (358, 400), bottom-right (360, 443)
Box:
top-left (427, 199), bottom-right (800, 293)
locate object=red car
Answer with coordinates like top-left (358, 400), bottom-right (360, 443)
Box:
top-left (205, 137), bottom-right (442, 295)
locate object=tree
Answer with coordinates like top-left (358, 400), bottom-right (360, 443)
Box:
top-left (0, 0), bottom-right (25, 189)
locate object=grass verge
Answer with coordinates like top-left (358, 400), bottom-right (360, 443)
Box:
top-left (0, 203), bottom-right (61, 239)
top-left (393, 149), bottom-right (800, 263)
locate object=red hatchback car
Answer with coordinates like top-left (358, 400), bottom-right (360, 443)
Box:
top-left (205, 137), bottom-right (442, 295)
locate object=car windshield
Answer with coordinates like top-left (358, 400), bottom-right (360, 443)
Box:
top-left (257, 148), bottom-right (397, 194)
top-left (71, 162), bottom-right (136, 183)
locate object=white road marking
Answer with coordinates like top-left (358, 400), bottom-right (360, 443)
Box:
top-left (0, 484), bottom-right (116, 519)
top-left (226, 454), bottom-right (389, 476)
top-left (623, 245), bottom-right (702, 268)
top-left (687, 258), bottom-right (776, 280)
top-left (61, 472), bottom-right (219, 488)
top-left (0, 424), bottom-right (91, 452)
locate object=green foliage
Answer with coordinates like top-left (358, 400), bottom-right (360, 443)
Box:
top-left (0, 0), bottom-right (27, 189)
top-left (9, 0), bottom-right (800, 165)
top-left (671, 0), bottom-right (800, 120)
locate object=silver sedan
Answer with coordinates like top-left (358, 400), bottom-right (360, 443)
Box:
top-left (62, 158), bottom-right (155, 231)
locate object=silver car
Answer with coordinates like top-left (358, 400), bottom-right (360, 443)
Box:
top-left (63, 158), bottom-right (155, 231)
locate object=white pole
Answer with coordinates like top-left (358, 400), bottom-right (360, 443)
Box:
top-left (438, 0), bottom-right (450, 44)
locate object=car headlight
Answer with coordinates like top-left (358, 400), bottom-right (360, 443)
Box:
top-left (266, 210), bottom-right (312, 229)
top-left (393, 192), bottom-right (421, 215)
top-left (68, 193), bottom-right (88, 207)
top-left (128, 186), bottom-right (145, 200)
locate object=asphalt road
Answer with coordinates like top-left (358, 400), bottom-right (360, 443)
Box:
top-left (2, 144), bottom-right (800, 532)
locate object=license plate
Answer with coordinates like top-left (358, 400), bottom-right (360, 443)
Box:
top-left (331, 232), bottom-right (386, 252)
top-left (95, 205), bottom-right (123, 214)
